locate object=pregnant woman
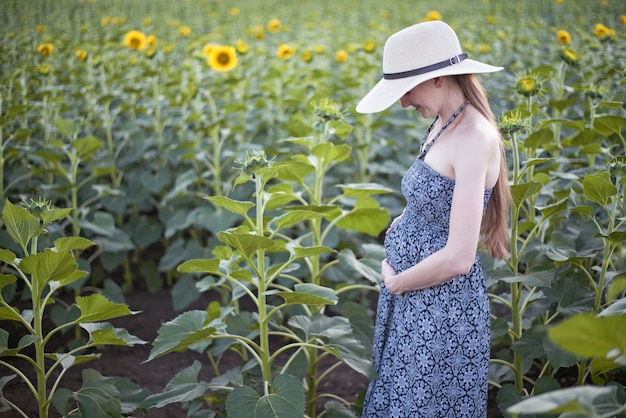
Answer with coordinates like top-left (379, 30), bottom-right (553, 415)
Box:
top-left (356, 20), bottom-right (511, 417)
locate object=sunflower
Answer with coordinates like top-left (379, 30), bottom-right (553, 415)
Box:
top-left (123, 30), bottom-right (147, 50)
top-left (178, 26), bottom-right (191, 36)
top-left (267, 18), bottom-right (281, 33)
top-left (75, 49), bottom-right (88, 61)
top-left (593, 23), bottom-right (611, 40)
top-left (363, 41), bottom-right (376, 52)
top-left (251, 25), bottom-right (265, 40)
top-left (556, 29), bottom-right (571, 45)
top-left (276, 44), bottom-right (295, 59)
top-left (208, 45), bottom-right (238, 72)
top-left (37, 43), bottom-right (54, 57)
top-left (559, 48), bottom-right (579, 66)
top-left (301, 50), bottom-right (312, 62)
top-left (235, 40), bottom-right (249, 54)
top-left (335, 50), bottom-right (348, 63)
top-left (425, 10), bottom-right (442, 21)
top-left (147, 35), bottom-right (158, 47)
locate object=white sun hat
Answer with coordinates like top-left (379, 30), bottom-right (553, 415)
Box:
top-left (356, 20), bottom-right (503, 114)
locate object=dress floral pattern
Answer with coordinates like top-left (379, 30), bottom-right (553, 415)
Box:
top-left (362, 153), bottom-right (493, 417)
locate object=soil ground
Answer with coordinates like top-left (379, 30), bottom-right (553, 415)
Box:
top-left (2, 289), bottom-right (504, 417)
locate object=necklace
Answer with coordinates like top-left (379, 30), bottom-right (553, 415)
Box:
top-left (419, 100), bottom-right (470, 159)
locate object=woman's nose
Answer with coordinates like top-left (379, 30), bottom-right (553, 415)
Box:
top-left (400, 96), bottom-right (409, 108)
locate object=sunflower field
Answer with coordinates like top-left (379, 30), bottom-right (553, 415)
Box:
top-left (1, 0), bottom-right (625, 417)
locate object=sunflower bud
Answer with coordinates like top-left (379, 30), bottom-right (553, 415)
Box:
top-left (558, 48), bottom-right (579, 66)
top-left (515, 73), bottom-right (541, 97)
top-left (498, 112), bottom-right (524, 135)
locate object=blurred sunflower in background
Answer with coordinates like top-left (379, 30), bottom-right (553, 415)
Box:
top-left (123, 30), bottom-right (147, 50)
top-left (208, 45), bottom-right (238, 72)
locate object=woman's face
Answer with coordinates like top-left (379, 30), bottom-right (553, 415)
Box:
top-left (400, 78), bottom-right (438, 118)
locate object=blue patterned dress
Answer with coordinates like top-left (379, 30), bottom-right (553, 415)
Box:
top-left (362, 130), bottom-right (492, 417)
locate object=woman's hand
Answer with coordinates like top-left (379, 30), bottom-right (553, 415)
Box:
top-left (385, 214), bottom-right (402, 236)
top-left (381, 258), bottom-right (403, 295)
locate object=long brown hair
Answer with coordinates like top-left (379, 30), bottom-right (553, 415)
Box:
top-left (454, 74), bottom-right (510, 259)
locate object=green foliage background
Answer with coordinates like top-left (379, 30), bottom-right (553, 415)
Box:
top-left (0, 0), bottom-right (625, 417)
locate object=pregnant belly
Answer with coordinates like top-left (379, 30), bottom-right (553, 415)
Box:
top-left (384, 219), bottom-right (446, 273)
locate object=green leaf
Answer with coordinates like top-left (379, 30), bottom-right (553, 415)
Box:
top-left (512, 325), bottom-right (546, 363)
top-left (292, 245), bottom-right (335, 260)
top-left (0, 249), bottom-right (16, 265)
top-left (225, 374), bottom-right (305, 418)
top-left (598, 297), bottom-right (626, 316)
top-left (510, 182), bottom-right (542, 208)
top-left (74, 369), bottom-right (121, 418)
top-left (507, 385), bottom-right (616, 414)
top-left (337, 183), bottom-right (394, 197)
top-left (55, 118), bottom-right (78, 138)
top-left (311, 143), bottom-right (351, 166)
top-left (218, 231), bottom-right (277, 258)
top-left (259, 374), bottom-right (306, 418)
top-left (603, 229), bottom-right (626, 246)
top-left (177, 259), bottom-right (221, 274)
top-left (334, 207), bottom-right (390, 237)
top-left (496, 384), bottom-right (521, 416)
top-left (494, 269), bottom-right (553, 287)
top-left (545, 278), bottom-right (595, 315)
top-left (225, 386), bottom-right (260, 418)
top-left (48, 353), bottom-right (101, 371)
top-left (289, 314), bottom-right (352, 340)
top-left (54, 237), bottom-right (94, 252)
top-left (549, 313), bottom-right (626, 372)
top-left (593, 115), bottom-right (626, 137)
top-left (0, 274), bottom-right (17, 294)
top-left (0, 374), bottom-right (16, 410)
top-left (80, 322), bottom-right (147, 346)
top-left (2, 200), bottom-right (41, 251)
top-left (76, 294), bottom-right (134, 323)
top-left (324, 400), bottom-right (358, 418)
top-left (275, 283), bottom-right (338, 306)
top-left (607, 273), bottom-right (626, 300)
top-left (342, 302), bottom-right (374, 356)
top-left (20, 250), bottom-right (87, 289)
top-left (273, 210), bottom-right (325, 230)
top-left (206, 196), bottom-right (255, 217)
top-left (543, 332), bottom-right (578, 370)
top-left (0, 306), bottom-right (22, 323)
top-left (524, 127), bottom-right (554, 150)
top-left (582, 171), bottom-right (617, 206)
top-left (265, 184), bottom-right (300, 211)
top-left (274, 160), bottom-right (315, 184)
top-left (40, 207), bottom-right (72, 227)
top-left (328, 119), bottom-right (353, 139)
top-left (337, 249), bottom-right (381, 285)
top-left (143, 361), bottom-right (209, 409)
top-left (148, 310), bottom-right (224, 361)
top-left (537, 198), bottom-right (568, 219)
top-left (72, 136), bottom-right (103, 160)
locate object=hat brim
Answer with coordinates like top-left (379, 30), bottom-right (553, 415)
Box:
top-left (356, 59), bottom-right (503, 114)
